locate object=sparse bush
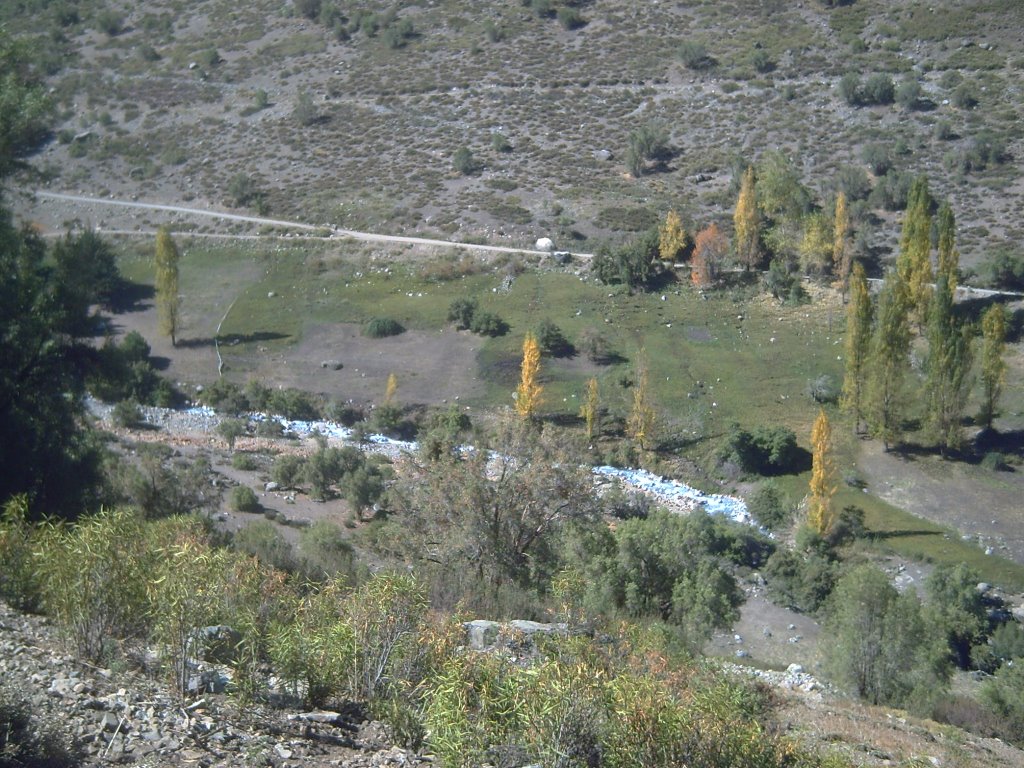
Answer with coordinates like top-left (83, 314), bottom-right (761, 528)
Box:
top-left (363, 317), bottom-right (405, 338)
top-left (896, 78), bottom-right (922, 109)
top-left (747, 481), bottom-right (791, 531)
top-left (535, 319), bottom-right (573, 357)
top-left (807, 374), bottom-right (839, 404)
top-left (295, 0), bottom-right (322, 20)
top-left (33, 508), bottom-right (155, 661)
top-left (557, 7), bottom-right (586, 30)
top-left (452, 146), bottom-right (477, 175)
top-left (447, 297), bottom-right (478, 329)
top-left (112, 398), bottom-right (143, 429)
top-left (233, 520), bottom-right (292, 571)
top-left (677, 40), bottom-right (713, 69)
top-left (951, 82), bottom-right (978, 109)
top-left (228, 173), bottom-right (266, 209)
top-left (95, 9), bottom-right (123, 36)
top-left (483, 20), bottom-right (505, 43)
top-left (0, 497), bottom-right (42, 612)
top-left (232, 453), bottom-right (258, 471)
top-left (490, 132), bottom-right (512, 153)
top-left (231, 485), bottom-right (261, 513)
top-left (217, 418), bottom-right (247, 450)
top-left (862, 73), bottom-right (894, 104)
top-left (981, 451), bottom-right (1009, 471)
top-left (576, 327), bottom-right (616, 364)
top-left (273, 454), bottom-right (305, 489)
top-left (838, 72), bottom-right (861, 105)
top-left (868, 169), bottom-right (913, 211)
top-left (751, 48), bottom-right (774, 73)
top-left (293, 90), bottom-right (319, 126)
top-left (296, 520), bottom-right (363, 583)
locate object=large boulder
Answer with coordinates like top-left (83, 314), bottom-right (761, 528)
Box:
top-left (535, 237), bottom-right (555, 252)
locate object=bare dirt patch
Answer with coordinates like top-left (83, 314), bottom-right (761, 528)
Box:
top-left (857, 440), bottom-right (1024, 564)
top-left (226, 323), bottom-right (488, 405)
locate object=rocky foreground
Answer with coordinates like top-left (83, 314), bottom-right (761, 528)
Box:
top-left (0, 600), bottom-right (425, 767)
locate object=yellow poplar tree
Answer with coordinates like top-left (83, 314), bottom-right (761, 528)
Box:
top-left (384, 373), bottom-right (398, 405)
top-left (897, 176), bottom-right (933, 330)
top-left (833, 191), bottom-right (851, 292)
top-left (626, 354), bottom-right (656, 450)
top-left (154, 226), bottom-right (181, 346)
top-left (658, 210), bottom-right (688, 262)
top-left (579, 377), bottom-right (600, 440)
top-left (807, 409), bottom-right (837, 537)
top-left (515, 333), bottom-right (543, 419)
top-left (733, 166), bottom-right (761, 271)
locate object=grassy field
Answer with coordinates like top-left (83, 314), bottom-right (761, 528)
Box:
top-left (111, 236), bottom-right (1024, 588)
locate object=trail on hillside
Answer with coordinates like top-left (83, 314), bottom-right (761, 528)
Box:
top-left (32, 191), bottom-right (593, 258)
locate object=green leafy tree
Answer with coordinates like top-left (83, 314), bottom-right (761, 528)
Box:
top-left (924, 564), bottom-right (988, 670)
top-left (979, 304), bottom-right (1008, 429)
top-left (865, 271), bottom-right (910, 450)
top-left (840, 262), bottom-right (873, 433)
top-left (217, 419), bottom-right (246, 451)
top-left (733, 166), bottom-right (761, 270)
top-left (0, 33), bottom-right (53, 181)
top-left (154, 227), bottom-right (181, 346)
top-left (936, 201), bottom-right (959, 291)
top-left (924, 275), bottom-right (972, 454)
top-left (897, 176), bottom-right (933, 330)
top-left (824, 564), bottom-right (949, 708)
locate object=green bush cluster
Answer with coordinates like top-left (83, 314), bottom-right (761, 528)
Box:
top-left (201, 379), bottom-right (321, 419)
top-left (445, 298), bottom-right (507, 336)
top-left (272, 443), bottom-right (387, 506)
top-left (718, 423), bottom-right (801, 475)
top-left (363, 316), bottom-right (406, 338)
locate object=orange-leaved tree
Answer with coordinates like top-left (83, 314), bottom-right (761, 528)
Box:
top-left (691, 223), bottom-right (727, 287)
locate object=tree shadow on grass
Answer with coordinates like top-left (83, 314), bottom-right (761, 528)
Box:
top-left (176, 331), bottom-right (291, 349)
top-left (867, 529), bottom-right (944, 541)
top-left (108, 279), bottom-right (154, 313)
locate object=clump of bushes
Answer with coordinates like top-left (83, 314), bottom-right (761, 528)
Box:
top-left (447, 297), bottom-right (478, 330)
top-left (747, 481), bottom-right (792, 531)
top-left (363, 317), bottom-right (405, 338)
top-left (469, 311), bottom-right (508, 337)
top-left (719, 423), bottom-right (802, 475)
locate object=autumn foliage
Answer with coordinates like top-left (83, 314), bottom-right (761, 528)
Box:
top-left (807, 409), bottom-right (837, 536)
top-left (691, 223), bottom-right (727, 287)
top-left (515, 333), bottom-right (543, 419)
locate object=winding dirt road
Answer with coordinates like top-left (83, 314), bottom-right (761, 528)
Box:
top-left (32, 190), bottom-right (593, 258)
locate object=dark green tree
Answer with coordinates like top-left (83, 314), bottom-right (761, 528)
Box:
top-left (865, 271), bottom-right (910, 450)
top-left (924, 275), bottom-right (972, 454)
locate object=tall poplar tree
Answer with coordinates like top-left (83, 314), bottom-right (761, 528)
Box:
top-left (626, 353), bottom-right (656, 450)
top-left (980, 304), bottom-right (1007, 430)
top-left (897, 176), bottom-right (933, 330)
top-left (833, 191), bottom-right (851, 293)
top-left (580, 377), bottom-right (600, 440)
top-left (840, 262), bottom-right (873, 433)
top-left (733, 166), bottom-right (761, 271)
top-left (924, 275), bottom-right (972, 455)
top-left (936, 201), bottom-right (959, 291)
top-left (808, 409), bottom-right (837, 537)
top-left (515, 333), bottom-right (543, 420)
top-left (866, 271), bottom-right (910, 451)
top-left (154, 226), bottom-right (181, 347)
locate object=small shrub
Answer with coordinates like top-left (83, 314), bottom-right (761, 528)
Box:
top-left (535, 319), bottom-right (573, 357)
top-left (576, 327), bottom-right (616, 364)
top-left (95, 9), bottom-right (123, 35)
top-left (470, 311), bottom-right (508, 337)
top-left (677, 40), bottom-right (713, 70)
top-left (896, 78), bottom-right (922, 109)
top-left (293, 90), bottom-right (319, 126)
top-left (452, 146), bottom-right (477, 175)
top-left (112, 399), bottom-right (143, 428)
top-left (232, 453), bottom-right (258, 471)
top-left (273, 454), bottom-right (306, 489)
top-left (747, 481), bottom-right (791, 531)
top-left (838, 72), bottom-right (861, 105)
top-left (233, 521), bottom-right (292, 571)
top-left (557, 7), bottom-right (586, 30)
top-left (862, 73), bottom-right (895, 104)
top-left (750, 48), bottom-right (774, 73)
top-left (981, 451), bottom-right (1008, 471)
top-left (719, 423), bottom-right (801, 475)
top-left (807, 374), bottom-right (839, 404)
top-left (363, 317), bottom-right (405, 338)
top-left (296, 520), bottom-right (363, 583)
top-left (951, 82), bottom-right (978, 109)
top-left (447, 297), bottom-right (478, 329)
top-left (491, 132), bottom-right (512, 153)
top-left (231, 485), bottom-right (261, 513)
